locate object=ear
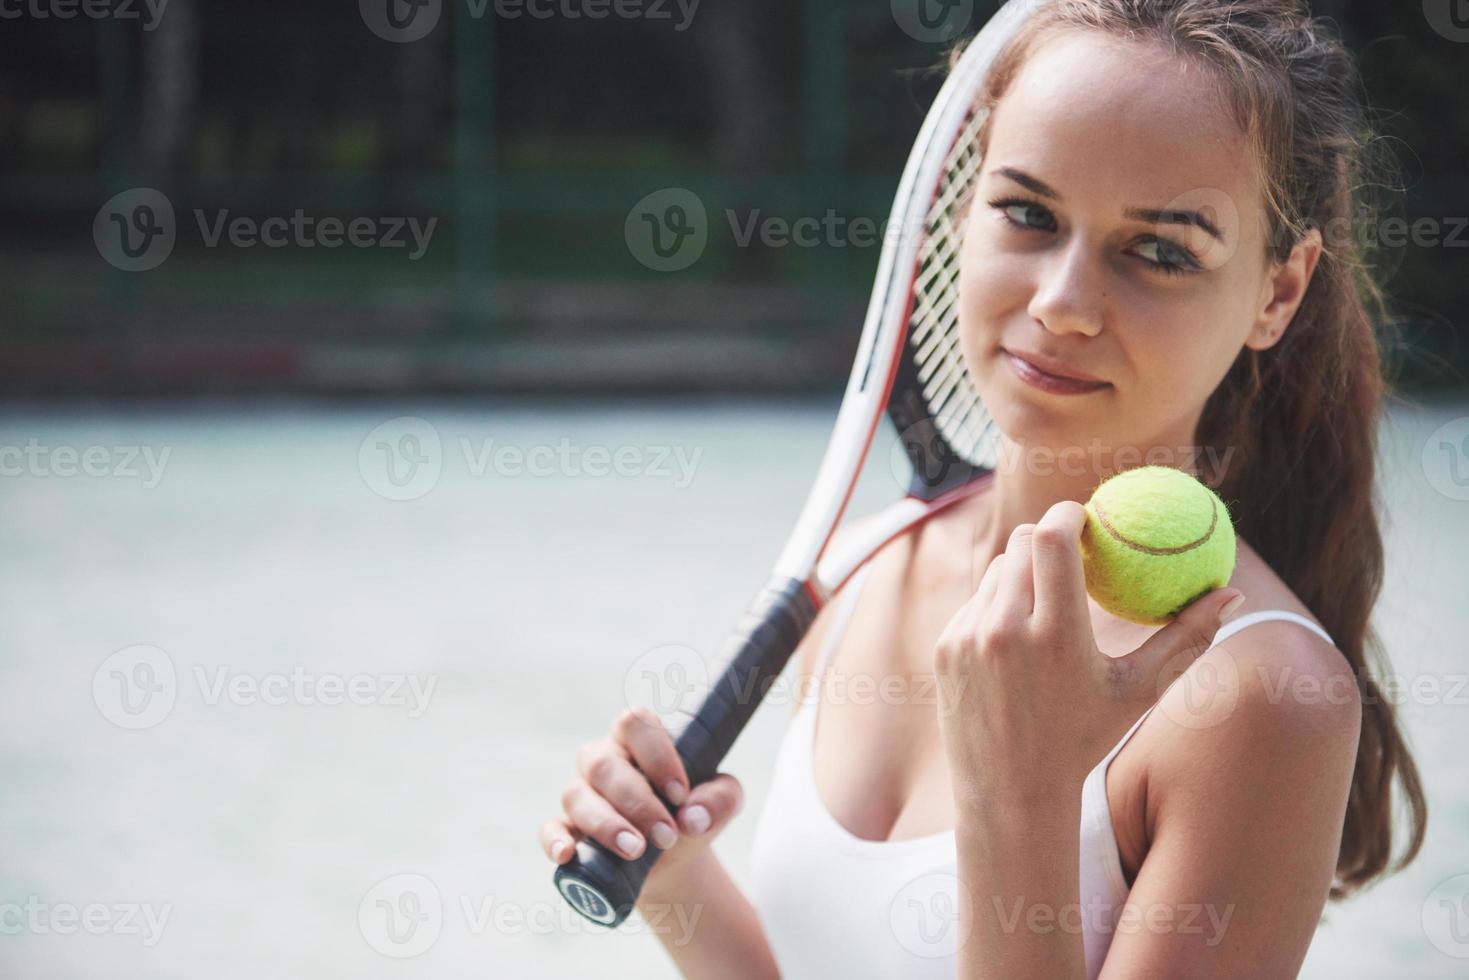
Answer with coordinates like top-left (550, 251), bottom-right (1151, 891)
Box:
top-left (1244, 227), bottom-right (1323, 352)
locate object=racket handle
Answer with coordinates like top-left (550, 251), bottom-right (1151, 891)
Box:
top-left (554, 576), bottom-right (817, 927)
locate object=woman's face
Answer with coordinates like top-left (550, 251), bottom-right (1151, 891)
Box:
top-left (959, 31), bottom-right (1309, 466)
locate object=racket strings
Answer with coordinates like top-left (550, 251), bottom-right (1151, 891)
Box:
top-left (908, 106), bottom-right (999, 466)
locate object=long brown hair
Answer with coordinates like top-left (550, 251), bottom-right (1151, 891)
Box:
top-left (959, 0), bottom-right (1426, 901)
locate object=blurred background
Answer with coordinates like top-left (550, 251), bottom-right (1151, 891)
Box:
top-left (1, 0), bottom-right (1467, 977)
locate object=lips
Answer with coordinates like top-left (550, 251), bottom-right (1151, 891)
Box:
top-left (1002, 348), bottom-right (1109, 395)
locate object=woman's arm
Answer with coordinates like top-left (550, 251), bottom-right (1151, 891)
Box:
top-left (954, 780), bottom-right (1088, 979)
top-left (950, 623), bottom-right (1358, 980)
top-left (636, 846), bottom-right (781, 980)
top-left (1095, 626), bottom-right (1362, 979)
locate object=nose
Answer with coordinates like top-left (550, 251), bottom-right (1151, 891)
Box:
top-left (1025, 237), bottom-right (1106, 338)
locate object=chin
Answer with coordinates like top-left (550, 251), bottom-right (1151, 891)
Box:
top-left (980, 378), bottom-right (1104, 463)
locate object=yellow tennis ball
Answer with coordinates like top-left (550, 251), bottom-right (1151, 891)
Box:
top-left (1080, 465), bottom-right (1237, 626)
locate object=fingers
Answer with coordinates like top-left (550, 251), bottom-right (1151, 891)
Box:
top-left (613, 707), bottom-right (690, 807)
top-left (971, 552), bottom-right (1003, 618)
top-left (976, 503), bottom-right (1089, 629)
top-left (995, 522), bottom-right (1035, 619)
top-left (677, 772), bottom-right (744, 838)
top-left (540, 817), bottom-right (581, 865)
top-left (546, 708), bottom-right (741, 870)
top-left (573, 732), bottom-right (682, 857)
top-left (1032, 501), bottom-right (1089, 626)
top-left (1119, 586), bottom-right (1243, 709)
top-left (545, 768), bottom-right (744, 868)
top-left (561, 775), bottom-right (660, 859)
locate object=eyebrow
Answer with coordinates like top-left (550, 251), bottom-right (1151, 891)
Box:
top-left (993, 166), bottom-right (1227, 244)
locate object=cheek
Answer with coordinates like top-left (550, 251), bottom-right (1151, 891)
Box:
top-left (1121, 298), bottom-right (1243, 415)
top-left (956, 219), bottom-right (1025, 379)
top-left (957, 214), bottom-right (1025, 317)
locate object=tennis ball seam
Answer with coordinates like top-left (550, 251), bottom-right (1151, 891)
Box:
top-left (1091, 495), bottom-right (1219, 556)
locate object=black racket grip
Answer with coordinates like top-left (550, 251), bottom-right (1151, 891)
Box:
top-left (554, 576), bottom-right (817, 928)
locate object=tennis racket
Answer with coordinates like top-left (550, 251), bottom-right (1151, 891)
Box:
top-left (554, 0), bottom-right (1045, 928)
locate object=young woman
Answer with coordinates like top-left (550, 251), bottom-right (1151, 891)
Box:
top-left (541, 1), bottom-right (1426, 976)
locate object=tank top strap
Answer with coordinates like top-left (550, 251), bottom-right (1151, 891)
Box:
top-left (1212, 609), bottom-right (1335, 648)
top-left (811, 562), bottom-right (876, 679)
top-left (1097, 608), bottom-right (1339, 767)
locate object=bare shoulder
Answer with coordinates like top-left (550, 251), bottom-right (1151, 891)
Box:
top-left (1144, 533), bottom-right (1362, 810)
top-left (1098, 542), bottom-right (1364, 977)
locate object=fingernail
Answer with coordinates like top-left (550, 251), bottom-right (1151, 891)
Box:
top-left (550, 840), bottom-right (567, 862)
top-left (616, 830), bottom-right (643, 858)
top-left (684, 805), bottom-right (710, 835)
top-left (651, 821), bottom-right (678, 849)
top-left (1219, 593), bottom-right (1246, 622)
top-left (665, 781), bottom-right (687, 805)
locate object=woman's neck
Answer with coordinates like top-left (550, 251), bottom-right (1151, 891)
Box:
top-left (965, 428), bottom-right (1206, 569)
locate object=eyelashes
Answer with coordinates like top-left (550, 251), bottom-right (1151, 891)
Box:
top-left (985, 196), bottom-right (1203, 277)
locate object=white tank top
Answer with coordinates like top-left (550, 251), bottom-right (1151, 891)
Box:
top-left (748, 560), bottom-right (1335, 979)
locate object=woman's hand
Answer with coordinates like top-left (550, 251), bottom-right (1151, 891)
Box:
top-left (540, 707), bottom-right (744, 882)
top-left (933, 500), bottom-right (1244, 807)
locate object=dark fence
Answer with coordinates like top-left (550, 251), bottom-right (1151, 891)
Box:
top-left (1, 0), bottom-right (1465, 395)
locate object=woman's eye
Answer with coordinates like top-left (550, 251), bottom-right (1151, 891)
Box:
top-left (990, 198), bottom-right (1056, 232)
top-left (1135, 238), bottom-right (1200, 276)
top-left (986, 196), bottom-right (1202, 277)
